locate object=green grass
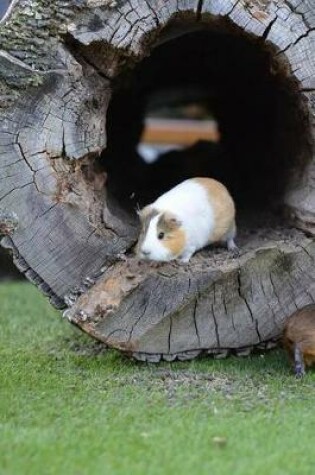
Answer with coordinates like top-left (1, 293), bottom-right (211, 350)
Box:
top-left (1, 282), bottom-right (315, 475)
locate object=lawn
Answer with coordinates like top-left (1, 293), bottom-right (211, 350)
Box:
top-left (1, 282), bottom-right (315, 475)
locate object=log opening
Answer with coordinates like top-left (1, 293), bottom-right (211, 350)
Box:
top-left (102, 22), bottom-right (312, 219)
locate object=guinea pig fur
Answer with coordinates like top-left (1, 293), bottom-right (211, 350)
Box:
top-left (136, 177), bottom-right (237, 263)
top-left (283, 304), bottom-right (315, 377)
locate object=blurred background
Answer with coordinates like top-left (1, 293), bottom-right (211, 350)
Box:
top-left (138, 86), bottom-right (219, 163)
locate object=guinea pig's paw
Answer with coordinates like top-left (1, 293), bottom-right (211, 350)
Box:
top-left (295, 368), bottom-right (305, 379)
top-left (227, 240), bottom-right (240, 258)
top-left (150, 261), bottom-right (163, 269)
top-left (177, 259), bottom-right (189, 266)
top-left (294, 363), bottom-right (305, 379)
top-left (230, 247), bottom-right (240, 258)
top-left (177, 255), bottom-right (193, 265)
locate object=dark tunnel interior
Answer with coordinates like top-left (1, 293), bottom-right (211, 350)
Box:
top-left (101, 25), bottom-right (310, 219)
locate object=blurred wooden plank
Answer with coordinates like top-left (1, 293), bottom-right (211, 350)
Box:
top-left (141, 118), bottom-right (220, 145)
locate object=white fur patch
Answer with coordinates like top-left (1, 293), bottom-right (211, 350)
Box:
top-left (140, 214), bottom-right (173, 261)
top-left (138, 178), bottom-right (235, 262)
top-left (153, 180), bottom-right (215, 251)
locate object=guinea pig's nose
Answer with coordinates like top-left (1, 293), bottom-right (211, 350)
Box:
top-left (141, 250), bottom-right (151, 257)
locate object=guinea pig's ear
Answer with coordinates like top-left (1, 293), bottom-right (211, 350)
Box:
top-left (138, 206), bottom-right (159, 225)
top-left (137, 205), bottom-right (152, 222)
top-left (158, 212), bottom-right (182, 231)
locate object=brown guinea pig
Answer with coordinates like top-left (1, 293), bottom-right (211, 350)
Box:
top-left (283, 304), bottom-right (315, 377)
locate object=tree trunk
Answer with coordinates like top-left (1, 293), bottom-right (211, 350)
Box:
top-left (0, 0), bottom-right (314, 360)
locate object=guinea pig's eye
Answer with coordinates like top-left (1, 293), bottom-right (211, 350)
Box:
top-left (158, 232), bottom-right (165, 240)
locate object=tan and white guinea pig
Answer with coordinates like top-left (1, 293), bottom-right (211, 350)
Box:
top-left (136, 177), bottom-right (237, 263)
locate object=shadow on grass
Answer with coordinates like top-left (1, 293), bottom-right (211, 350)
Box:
top-left (55, 329), bottom-right (302, 384)
top-left (58, 326), bottom-right (289, 376)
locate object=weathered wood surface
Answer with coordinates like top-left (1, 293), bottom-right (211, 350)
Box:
top-left (0, 1), bottom-right (137, 306)
top-left (0, 0), bottom-right (314, 357)
top-left (66, 231), bottom-right (315, 361)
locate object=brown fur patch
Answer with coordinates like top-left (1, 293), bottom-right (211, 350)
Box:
top-left (136, 206), bottom-right (159, 254)
top-left (284, 304), bottom-right (315, 368)
top-left (304, 352), bottom-right (315, 367)
top-left (194, 177), bottom-right (236, 243)
top-left (157, 212), bottom-right (182, 232)
top-left (157, 212), bottom-right (186, 257)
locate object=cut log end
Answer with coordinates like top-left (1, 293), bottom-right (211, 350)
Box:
top-left (0, 0), bottom-right (315, 359)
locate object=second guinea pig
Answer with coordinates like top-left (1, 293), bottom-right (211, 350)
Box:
top-left (136, 177), bottom-right (237, 263)
top-left (283, 304), bottom-right (315, 377)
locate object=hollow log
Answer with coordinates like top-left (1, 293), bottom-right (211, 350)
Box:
top-left (1, 0), bottom-right (315, 360)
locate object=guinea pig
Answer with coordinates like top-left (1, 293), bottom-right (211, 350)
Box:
top-left (136, 177), bottom-right (237, 263)
top-left (283, 304), bottom-right (315, 377)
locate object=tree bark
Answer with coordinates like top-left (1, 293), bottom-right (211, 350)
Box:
top-left (0, 0), bottom-right (314, 358)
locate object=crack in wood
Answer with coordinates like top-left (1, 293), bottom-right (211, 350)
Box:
top-left (298, 242), bottom-right (313, 261)
top-left (262, 15), bottom-right (277, 40)
top-left (144, 0), bottom-right (159, 27)
top-left (257, 260), bottom-right (282, 332)
top-left (15, 138), bottom-right (46, 195)
top-left (285, 0), bottom-right (313, 31)
top-left (103, 327), bottom-right (129, 343)
top-left (212, 283), bottom-right (221, 348)
top-left (0, 181), bottom-right (34, 201)
top-left (62, 33), bottom-right (113, 81)
top-left (269, 268), bottom-right (288, 318)
top-left (125, 13), bottom-right (153, 37)
top-left (128, 299), bottom-right (148, 342)
top-left (196, 0), bottom-right (203, 21)
top-left (237, 267), bottom-right (254, 323)
top-left (291, 27), bottom-right (315, 46)
top-left (226, 0), bottom-right (242, 17)
top-left (168, 315), bottom-right (173, 354)
top-left (255, 319), bottom-right (262, 342)
top-left (224, 291), bottom-right (235, 330)
top-left (192, 297), bottom-right (201, 347)
top-left (236, 265), bottom-right (262, 343)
